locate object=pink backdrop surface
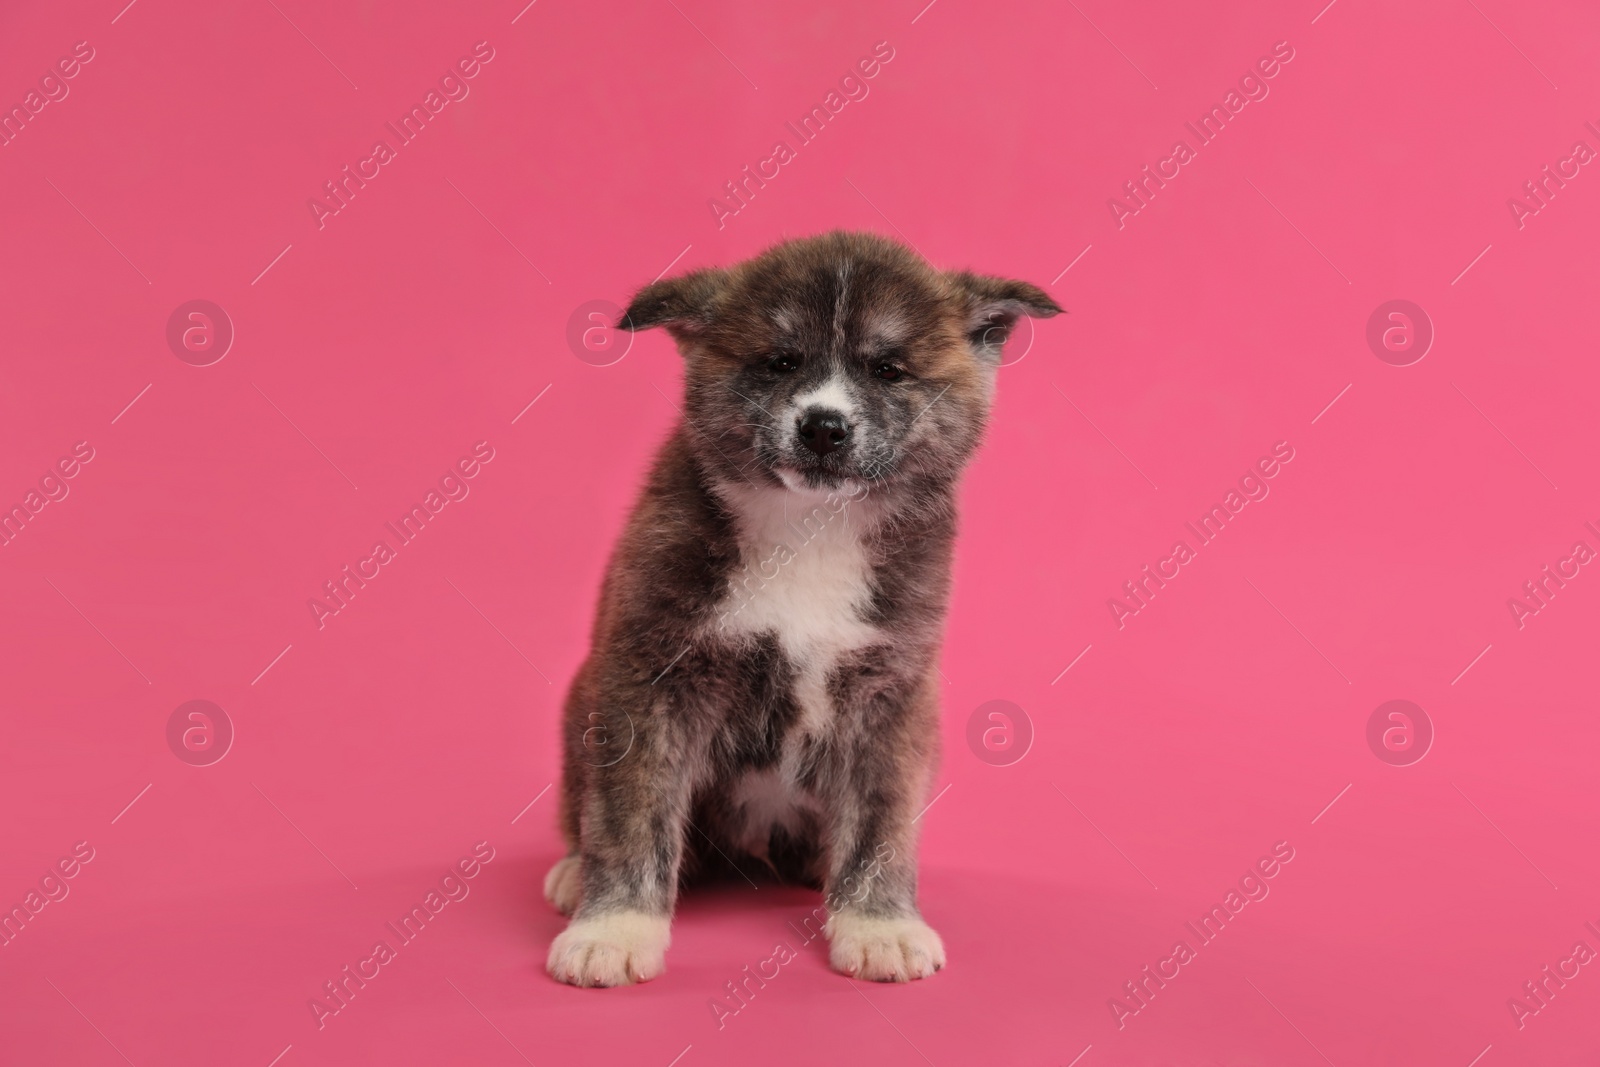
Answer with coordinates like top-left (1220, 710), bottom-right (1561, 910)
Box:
top-left (2, 0), bottom-right (1597, 1064)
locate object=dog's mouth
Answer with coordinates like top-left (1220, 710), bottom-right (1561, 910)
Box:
top-left (742, 426), bottom-right (899, 494)
top-left (772, 449), bottom-right (897, 495)
top-left (775, 464), bottom-right (853, 493)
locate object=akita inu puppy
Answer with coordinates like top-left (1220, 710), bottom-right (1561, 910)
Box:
top-left (546, 231), bottom-right (1060, 986)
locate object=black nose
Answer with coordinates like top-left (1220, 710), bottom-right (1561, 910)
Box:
top-left (798, 409), bottom-right (851, 457)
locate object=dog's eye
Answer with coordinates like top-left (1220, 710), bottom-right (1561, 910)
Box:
top-left (873, 362), bottom-right (904, 382)
top-left (767, 353), bottom-right (800, 373)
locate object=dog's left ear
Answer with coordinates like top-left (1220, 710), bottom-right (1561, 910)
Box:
top-left (946, 271), bottom-right (1063, 357)
top-left (619, 268), bottom-right (730, 338)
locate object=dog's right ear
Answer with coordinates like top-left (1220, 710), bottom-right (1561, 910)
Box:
top-left (619, 269), bottom-right (729, 336)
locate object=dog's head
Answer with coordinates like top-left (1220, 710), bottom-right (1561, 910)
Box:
top-left (621, 231), bottom-right (1061, 495)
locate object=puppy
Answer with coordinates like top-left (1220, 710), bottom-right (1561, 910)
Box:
top-left (545, 231), bottom-right (1060, 986)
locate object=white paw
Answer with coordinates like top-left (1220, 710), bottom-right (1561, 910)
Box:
top-left (826, 913), bottom-right (945, 982)
top-left (547, 911), bottom-right (670, 987)
top-left (543, 855), bottom-right (582, 916)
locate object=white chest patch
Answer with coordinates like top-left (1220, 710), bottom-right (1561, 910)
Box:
top-left (710, 480), bottom-right (880, 736)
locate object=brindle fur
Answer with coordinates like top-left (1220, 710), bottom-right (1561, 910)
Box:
top-left (548, 231), bottom-right (1059, 985)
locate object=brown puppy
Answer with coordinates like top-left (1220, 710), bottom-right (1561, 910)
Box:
top-left (545, 231), bottom-right (1060, 986)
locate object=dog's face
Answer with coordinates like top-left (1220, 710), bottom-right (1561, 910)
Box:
top-left (622, 232), bottom-right (1060, 495)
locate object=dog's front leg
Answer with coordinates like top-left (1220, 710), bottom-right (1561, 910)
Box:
top-left (547, 709), bottom-right (694, 987)
top-left (818, 717), bottom-right (946, 982)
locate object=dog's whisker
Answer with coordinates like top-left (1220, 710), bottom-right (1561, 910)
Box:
top-left (714, 424), bottom-right (766, 444)
top-left (727, 387), bottom-right (775, 417)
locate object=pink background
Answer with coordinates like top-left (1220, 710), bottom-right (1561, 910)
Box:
top-left (2, 0), bottom-right (1597, 1063)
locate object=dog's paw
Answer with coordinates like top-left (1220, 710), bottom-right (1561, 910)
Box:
top-left (547, 911), bottom-right (670, 987)
top-left (826, 912), bottom-right (945, 982)
top-left (543, 855), bottom-right (582, 916)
